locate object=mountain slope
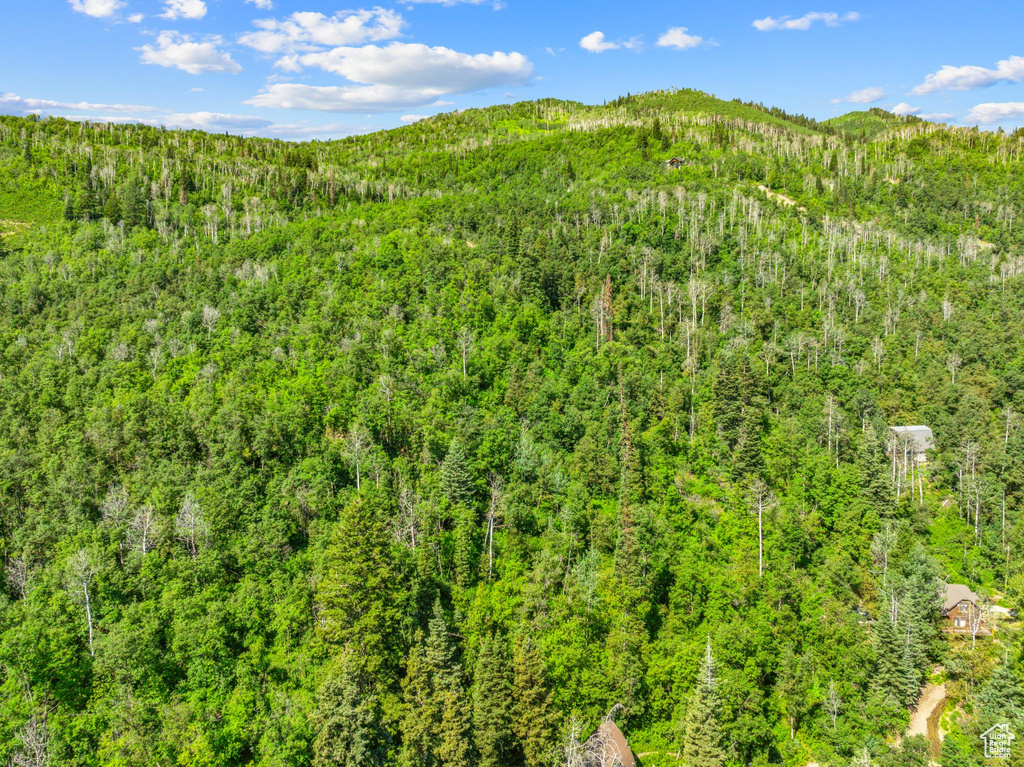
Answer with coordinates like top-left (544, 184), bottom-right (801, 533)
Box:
top-left (0, 92), bottom-right (1022, 767)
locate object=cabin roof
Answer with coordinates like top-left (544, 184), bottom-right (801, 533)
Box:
top-left (890, 425), bottom-right (934, 452)
top-left (943, 583), bottom-right (979, 612)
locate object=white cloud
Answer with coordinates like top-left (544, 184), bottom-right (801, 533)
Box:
top-left (246, 83), bottom-right (449, 111)
top-left (0, 91), bottom-right (378, 139)
top-left (246, 0), bottom-right (273, 8)
top-left (891, 102), bottom-right (919, 116)
top-left (919, 112), bottom-right (955, 122)
top-left (68, 0), bottom-right (124, 17)
top-left (405, 0), bottom-right (504, 6)
top-left (274, 54), bottom-right (304, 72)
top-left (248, 41), bottom-right (530, 113)
top-left (138, 32), bottom-right (243, 75)
top-left (261, 121), bottom-right (378, 138)
top-left (161, 0), bottom-right (206, 20)
top-left (127, 12), bottom-right (144, 22)
top-left (753, 11), bottom-right (859, 31)
top-left (159, 112), bottom-right (271, 131)
top-left (0, 92), bottom-right (158, 116)
top-left (656, 27), bottom-right (706, 50)
top-left (239, 9), bottom-right (405, 55)
top-left (830, 86), bottom-right (886, 104)
top-left (401, 114), bottom-right (429, 122)
top-left (580, 31), bottom-right (618, 53)
top-left (292, 42), bottom-right (532, 93)
top-left (912, 56), bottom-right (1024, 95)
top-left (965, 102), bottom-right (1024, 124)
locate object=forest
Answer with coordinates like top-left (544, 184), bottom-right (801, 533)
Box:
top-left (0, 87), bottom-right (1022, 766)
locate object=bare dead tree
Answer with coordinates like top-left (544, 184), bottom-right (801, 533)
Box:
top-left (100, 482), bottom-right (131, 563)
top-left (99, 483), bottom-right (130, 527)
top-left (484, 473), bottom-right (504, 580)
top-left (457, 327), bottom-right (473, 379)
top-left (11, 713), bottom-right (48, 767)
top-left (748, 478), bottom-right (777, 578)
top-left (947, 352), bottom-right (962, 384)
top-left (562, 716), bottom-right (588, 767)
top-left (129, 504), bottom-right (156, 556)
top-left (201, 305), bottom-right (221, 339)
top-left (345, 425), bottom-right (370, 491)
top-left (870, 523), bottom-right (897, 590)
top-left (6, 557), bottom-right (28, 600)
top-left (395, 481), bottom-right (420, 551)
top-left (67, 549), bottom-right (96, 656)
top-left (825, 680), bottom-right (842, 731)
top-left (968, 597), bottom-right (992, 649)
top-left (175, 492), bottom-right (208, 560)
top-left (850, 746), bottom-right (872, 767)
top-left (147, 345), bottom-right (163, 379)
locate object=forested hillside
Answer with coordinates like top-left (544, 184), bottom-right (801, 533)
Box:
top-left (0, 88), bottom-right (1022, 767)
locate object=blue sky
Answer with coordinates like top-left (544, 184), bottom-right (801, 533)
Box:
top-left (4, 1), bottom-right (1024, 139)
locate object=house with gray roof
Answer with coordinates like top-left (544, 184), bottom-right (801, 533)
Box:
top-left (890, 425), bottom-right (934, 463)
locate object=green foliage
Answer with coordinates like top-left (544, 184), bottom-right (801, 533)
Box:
top-left (683, 639), bottom-right (726, 767)
top-left (441, 438), bottom-right (477, 507)
top-left (472, 633), bottom-right (518, 767)
top-left (512, 636), bottom-right (560, 767)
top-left (0, 88), bottom-right (1022, 766)
top-left (312, 655), bottom-right (390, 767)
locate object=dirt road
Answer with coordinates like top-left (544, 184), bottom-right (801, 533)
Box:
top-left (907, 683), bottom-right (946, 759)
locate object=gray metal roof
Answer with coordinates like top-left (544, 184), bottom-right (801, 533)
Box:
top-left (890, 425), bottom-right (934, 452)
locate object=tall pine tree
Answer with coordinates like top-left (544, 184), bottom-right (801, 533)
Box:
top-left (473, 633), bottom-right (518, 767)
top-left (441, 438), bottom-right (476, 507)
top-left (401, 599), bottom-right (474, 766)
top-left (313, 655), bottom-right (390, 767)
top-left (683, 638), bottom-right (726, 767)
top-left (513, 635), bottom-right (560, 767)
top-left (319, 494), bottom-right (401, 676)
top-left (399, 636), bottom-right (439, 767)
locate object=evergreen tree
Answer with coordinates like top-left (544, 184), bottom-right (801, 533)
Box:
top-left (441, 438), bottom-right (476, 507)
top-left (977, 661), bottom-right (1024, 725)
top-left (319, 494), bottom-right (401, 676)
top-left (428, 600), bottom-right (474, 765)
top-left (776, 645), bottom-right (810, 739)
top-left (312, 656), bottom-right (390, 767)
top-left (426, 598), bottom-right (460, 692)
top-left (873, 599), bottom-right (910, 706)
top-left (401, 599), bottom-right (474, 766)
top-left (400, 637), bottom-right (439, 767)
top-left (453, 503), bottom-right (478, 588)
top-left (437, 688), bottom-right (475, 767)
top-left (513, 635), bottom-right (559, 767)
top-left (473, 633), bottom-right (518, 767)
top-left (683, 638), bottom-right (726, 767)
top-left (938, 730), bottom-right (976, 767)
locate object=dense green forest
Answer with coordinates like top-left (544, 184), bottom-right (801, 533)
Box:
top-left (0, 87), bottom-right (1022, 767)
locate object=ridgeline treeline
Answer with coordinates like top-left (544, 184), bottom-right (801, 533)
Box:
top-left (0, 88), bottom-right (1022, 766)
